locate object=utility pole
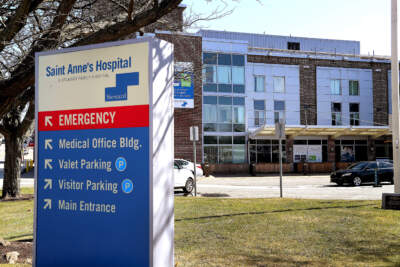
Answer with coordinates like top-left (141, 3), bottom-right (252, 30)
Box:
top-left (391, 0), bottom-right (400, 194)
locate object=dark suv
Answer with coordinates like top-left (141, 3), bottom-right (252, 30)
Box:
top-left (330, 161), bottom-right (394, 186)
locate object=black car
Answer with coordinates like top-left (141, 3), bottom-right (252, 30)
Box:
top-left (330, 161), bottom-right (394, 186)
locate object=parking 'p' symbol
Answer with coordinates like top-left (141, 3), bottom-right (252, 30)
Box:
top-left (121, 179), bottom-right (133, 194)
top-left (115, 157), bottom-right (127, 172)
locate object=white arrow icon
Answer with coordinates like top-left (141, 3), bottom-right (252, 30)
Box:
top-left (44, 139), bottom-right (53, 150)
top-left (43, 199), bottom-right (52, 210)
top-left (44, 159), bottom-right (53, 170)
top-left (44, 179), bottom-right (52, 190)
top-left (45, 116), bottom-right (53, 127)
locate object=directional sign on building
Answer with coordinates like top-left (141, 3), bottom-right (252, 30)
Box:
top-left (174, 72), bottom-right (194, 108)
top-left (35, 38), bottom-right (174, 266)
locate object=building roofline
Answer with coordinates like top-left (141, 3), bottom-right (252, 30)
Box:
top-left (155, 30), bottom-right (201, 37)
top-left (248, 47), bottom-right (390, 62)
top-left (198, 29), bottom-right (360, 44)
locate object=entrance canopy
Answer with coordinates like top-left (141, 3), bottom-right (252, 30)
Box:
top-left (249, 125), bottom-right (391, 139)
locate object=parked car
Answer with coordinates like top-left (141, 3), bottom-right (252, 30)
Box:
top-left (174, 159), bottom-right (203, 177)
top-left (174, 162), bottom-right (195, 193)
top-left (330, 161), bottom-right (394, 186)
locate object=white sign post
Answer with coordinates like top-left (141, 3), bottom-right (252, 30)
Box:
top-left (190, 126), bottom-right (199, 196)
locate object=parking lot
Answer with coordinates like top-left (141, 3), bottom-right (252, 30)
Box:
top-left (190, 174), bottom-right (395, 200)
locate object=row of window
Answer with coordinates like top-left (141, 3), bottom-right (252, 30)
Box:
top-left (331, 103), bottom-right (360, 126)
top-left (331, 80), bottom-right (360, 96)
top-left (254, 76), bottom-right (286, 93)
top-left (204, 96), bottom-right (361, 128)
top-left (203, 96), bottom-right (245, 132)
top-left (203, 53), bottom-right (245, 94)
top-left (254, 100), bottom-right (285, 126)
top-left (203, 138), bottom-right (391, 164)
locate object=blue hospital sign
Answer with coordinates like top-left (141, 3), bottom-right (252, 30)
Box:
top-left (34, 39), bottom-right (172, 266)
top-left (174, 72), bottom-right (194, 108)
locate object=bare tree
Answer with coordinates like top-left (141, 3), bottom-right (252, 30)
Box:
top-left (0, 0), bottom-right (240, 198)
top-left (0, 0), bottom-right (185, 198)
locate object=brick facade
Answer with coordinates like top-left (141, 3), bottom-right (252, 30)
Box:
top-left (156, 33), bottom-right (203, 162)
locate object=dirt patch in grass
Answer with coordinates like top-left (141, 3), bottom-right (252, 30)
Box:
top-left (0, 240), bottom-right (32, 264)
top-left (0, 194), bottom-right (33, 202)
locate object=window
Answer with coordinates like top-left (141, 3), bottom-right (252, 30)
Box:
top-left (232, 55), bottom-right (245, 66)
top-left (203, 135), bottom-right (247, 164)
top-left (203, 53), bottom-right (217, 64)
top-left (273, 76), bottom-right (285, 93)
top-left (202, 53), bottom-right (245, 93)
top-left (331, 103), bottom-right (342, 125)
top-left (249, 139), bottom-right (286, 163)
top-left (255, 75), bottom-right (265, 92)
top-left (202, 66), bottom-right (216, 83)
top-left (203, 96), bottom-right (245, 133)
top-left (349, 80), bottom-right (359, 96)
top-left (218, 97), bottom-right (232, 124)
top-left (254, 100), bottom-right (265, 126)
top-left (331, 79), bottom-right (341, 95)
top-left (217, 66), bottom-right (231, 84)
top-left (232, 66), bottom-right (244, 85)
top-left (274, 100), bottom-right (285, 123)
top-left (218, 54), bottom-right (231, 65)
top-left (287, 42), bottom-right (300, 50)
top-left (350, 103), bottom-right (360, 126)
top-left (203, 96), bottom-right (217, 123)
top-left (335, 139), bottom-right (368, 162)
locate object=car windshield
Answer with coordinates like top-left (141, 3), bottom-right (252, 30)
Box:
top-left (347, 162), bottom-right (368, 170)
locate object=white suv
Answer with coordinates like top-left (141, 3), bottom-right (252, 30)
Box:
top-left (174, 159), bottom-right (203, 177)
top-left (174, 162), bottom-right (195, 193)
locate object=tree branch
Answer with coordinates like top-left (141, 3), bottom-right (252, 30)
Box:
top-left (0, 0), bottom-right (77, 117)
top-left (74, 0), bottom-right (182, 46)
top-left (0, 0), bottom-right (44, 53)
top-left (0, 0), bottom-right (182, 101)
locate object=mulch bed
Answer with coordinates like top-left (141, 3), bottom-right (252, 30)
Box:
top-left (0, 240), bottom-right (32, 264)
top-left (0, 194), bottom-right (34, 202)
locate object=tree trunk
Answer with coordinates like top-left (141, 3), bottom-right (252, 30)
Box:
top-left (2, 132), bottom-right (23, 198)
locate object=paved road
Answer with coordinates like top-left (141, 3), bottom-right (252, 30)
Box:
top-left (0, 169), bottom-right (396, 200)
top-left (194, 175), bottom-right (395, 200)
top-left (0, 163), bottom-right (35, 188)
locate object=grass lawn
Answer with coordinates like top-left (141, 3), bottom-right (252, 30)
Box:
top-left (0, 188), bottom-right (33, 242)
top-left (175, 197), bottom-right (400, 267)
top-left (1, 188), bottom-right (400, 266)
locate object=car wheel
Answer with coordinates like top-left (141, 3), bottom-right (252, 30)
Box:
top-left (184, 178), bottom-right (194, 193)
top-left (352, 176), bottom-right (362, 186)
top-left (390, 178), bottom-right (394, 185)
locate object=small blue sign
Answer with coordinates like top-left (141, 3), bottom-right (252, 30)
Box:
top-left (115, 157), bottom-right (127, 172)
top-left (121, 179), bottom-right (133, 194)
top-left (174, 72), bottom-right (193, 100)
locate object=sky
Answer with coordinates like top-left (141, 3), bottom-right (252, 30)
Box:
top-left (181, 0), bottom-right (391, 56)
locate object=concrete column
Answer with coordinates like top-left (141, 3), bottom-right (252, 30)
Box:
top-left (327, 137), bottom-right (336, 163)
top-left (285, 138), bottom-right (294, 163)
top-left (368, 137), bottom-right (376, 161)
